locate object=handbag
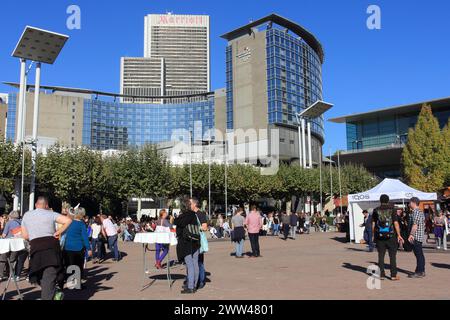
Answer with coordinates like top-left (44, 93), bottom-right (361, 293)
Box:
top-left (196, 214), bottom-right (209, 254)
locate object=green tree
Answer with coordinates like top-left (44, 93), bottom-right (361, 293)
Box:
top-left (442, 118), bottom-right (450, 187)
top-left (402, 104), bottom-right (446, 192)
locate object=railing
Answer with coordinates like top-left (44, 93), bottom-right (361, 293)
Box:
top-left (348, 134), bottom-right (408, 152)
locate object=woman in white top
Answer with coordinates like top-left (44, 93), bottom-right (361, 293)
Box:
top-left (91, 216), bottom-right (104, 263)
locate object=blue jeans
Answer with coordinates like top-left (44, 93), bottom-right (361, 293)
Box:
top-left (364, 229), bottom-right (374, 250)
top-left (413, 241), bottom-right (425, 273)
top-left (107, 234), bottom-right (119, 261)
top-left (273, 224), bottom-right (280, 235)
top-left (198, 259), bottom-right (205, 285)
top-left (91, 238), bottom-right (103, 259)
top-left (235, 239), bottom-right (244, 257)
top-left (184, 250), bottom-right (199, 290)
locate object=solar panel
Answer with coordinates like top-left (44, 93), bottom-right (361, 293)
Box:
top-left (12, 26), bottom-right (69, 64)
top-left (298, 101), bottom-right (334, 118)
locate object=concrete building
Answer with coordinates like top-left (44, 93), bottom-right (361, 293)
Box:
top-left (121, 13), bottom-right (210, 103)
top-left (4, 83), bottom-right (216, 152)
top-left (329, 97), bottom-right (450, 179)
top-left (0, 100), bottom-right (7, 141)
top-left (221, 14), bottom-right (327, 166)
top-left (5, 88), bottom-right (88, 149)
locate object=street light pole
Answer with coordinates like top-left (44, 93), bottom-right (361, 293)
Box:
top-left (208, 139), bottom-right (211, 219)
top-left (189, 130), bottom-right (193, 198)
top-left (224, 139), bottom-right (228, 220)
top-left (319, 148), bottom-right (323, 212)
top-left (338, 150), bottom-right (343, 215)
top-left (29, 62), bottom-right (41, 210)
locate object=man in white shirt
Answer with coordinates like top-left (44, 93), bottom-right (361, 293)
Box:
top-left (100, 215), bottom-right (119, 261)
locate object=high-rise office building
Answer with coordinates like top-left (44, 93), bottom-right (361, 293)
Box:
top-left (121, 13), bottom-right (210, 103)
top-left (222, 14), bottom-right (326, 165)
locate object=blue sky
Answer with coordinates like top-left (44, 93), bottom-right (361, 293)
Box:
top-left (1, 0), bottom-right (449, 152)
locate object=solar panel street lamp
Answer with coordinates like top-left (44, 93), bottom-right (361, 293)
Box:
top-left (12, 26), bottom-right (69, 213)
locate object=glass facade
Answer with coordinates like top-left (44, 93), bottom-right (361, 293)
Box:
top-left (225, 45), bottom-right (234, 130)
top-left (82, 98), bottom-right (215, 150)
top-left (266, 28), bottom-right (324, 140)
top-left (346, 108), bottom-right (450, 151)
top-left (6, 93), bottom-right (17, 142)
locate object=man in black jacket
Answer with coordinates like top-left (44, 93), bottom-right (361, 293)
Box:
top-left (290, 212), bottom-right (299, 240)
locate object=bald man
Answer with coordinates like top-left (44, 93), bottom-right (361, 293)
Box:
top-left (22, 196), bottom-right (72, 300)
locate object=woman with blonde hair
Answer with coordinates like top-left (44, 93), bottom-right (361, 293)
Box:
top-left (62, 207), bottom-right (92, 285)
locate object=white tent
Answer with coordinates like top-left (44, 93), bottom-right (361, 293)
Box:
top-left (348, 178), bottom-right (437, 243)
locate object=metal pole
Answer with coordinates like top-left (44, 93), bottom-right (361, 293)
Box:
top-left (189, 130), bottom-right (193, 198)
top-left (29, 62), bottom-right (41, 210)
top-left (208, 140), bottom-right (211, 219)
top-left (224, 140), bottom-right (228, 220)
top-left (301, 119), bottom-right (307, 168)
top-left (15, 59), bottom-right (26, 145)
top-left (319, 148), bottom-right (323, 212)
top-left (330, 149), bottom-right (333, 211)
top-left (338, 150), bottom-right (343, 215)
top-left (307, 121), bottom-right (312, 169)
top-left (297, 118), bottom-right (302, 167)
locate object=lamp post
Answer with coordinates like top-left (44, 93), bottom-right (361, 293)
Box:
top-left (12, 26), bottom-right (68, 214)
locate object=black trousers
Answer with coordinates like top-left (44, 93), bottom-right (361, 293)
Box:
top-left (376, 237), bottom-right (398, 277)
top-left (63, 249), bottom-right (85, 278)
top-left (412, 241), bottom-right (425, 273)
top-left (248, 233), bottom-right (260, 257)
top-left (283, 224), bottom-right (290, 239)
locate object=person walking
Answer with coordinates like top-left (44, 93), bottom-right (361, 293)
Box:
top-left (154, 209), bottom-right (172, 269)
top-left (100, 215), bottom-right (120, 262)
top-left (91, 216), bottom-right (104, 263)
top-left (62, 208), bottom-right (92, 285)
top-left (231, 208), bottom-right (246, 258)
top-left (0, 211), bottom-right (28, 282)
top-left (245, 205), bottom-right (262, 258)
top-left (190, 198), bottom-right (208, 290)
top-left (174, 197), bottom-right (201, 294)
top-left (281, 212), bottom-right (290, 240)
top-left (272, 213), bottom-right (280, 236)
top-left (360, 210), bottom-right (374, 252)
top-left (21, 196), bottom-right (72, 300)
top-left (372, 194), bottom-right (404, 281)
top-left (290, 212), bottom-right (299, 240)
top-left (433, 210), bottom-right (446, 250)
top-left (408, 197), bottom-right (426, 278)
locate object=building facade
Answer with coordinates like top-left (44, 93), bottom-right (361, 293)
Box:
top-left (222, 14), bottom-right (326, 165)
top-left (329, 97), bottom-right (450, 178)
top-left (5, 86), bottom-right (217, 152)
top-left (121, 13), bottom-right (210, 103)
top-left (0, 101), bottom-right (7, 141)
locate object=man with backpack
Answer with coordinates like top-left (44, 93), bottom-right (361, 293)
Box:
top-left (372, 194), bottom-right (404, 281)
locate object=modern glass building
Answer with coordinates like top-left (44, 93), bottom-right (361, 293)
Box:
top-left (82, 98), bottom-right (214, 150)
top-left (5, 88), bottom-right (215, 151)
top-left (330, 97), bottom-right (450, 178)
top-left (221, 14), bottom-right (327, 165)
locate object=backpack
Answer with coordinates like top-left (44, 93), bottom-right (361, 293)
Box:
top-left (183, 219), bottom-right (201, 242)
top-left (376, 208), bottom-right (394, 240)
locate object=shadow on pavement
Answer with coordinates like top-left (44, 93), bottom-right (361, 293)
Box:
top-left (431, 263), bottom-right (450, 269)
top-left (342, 263), bottom-right (368, 274)
top-left (63, 266), bottom-right (116, 300)
top-left (331, 237), bottom-right (349, 244)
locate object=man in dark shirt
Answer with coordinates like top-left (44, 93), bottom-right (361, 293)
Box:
top-left (191, 198), bottom-right (208, 290)
top-left (372, 194), bottom-right (404, 281)
top-left (360, 210), bottom-right (374, 252)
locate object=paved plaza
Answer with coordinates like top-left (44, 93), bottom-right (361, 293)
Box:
top-left (3, 232), bottom-right (449, 300)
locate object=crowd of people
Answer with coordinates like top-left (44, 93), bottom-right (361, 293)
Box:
top-left (360, 194), bottom-right (450, 280)
top-left (0, 197), bottom-right (123, 300)
top-left (1, 193), bottom-right (448, 298)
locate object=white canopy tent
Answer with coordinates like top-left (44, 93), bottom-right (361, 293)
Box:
top-left (348, 178), bottom-right (437, 243)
